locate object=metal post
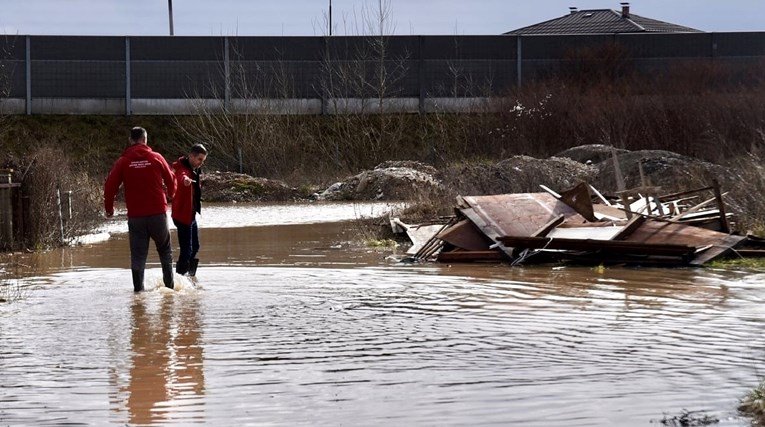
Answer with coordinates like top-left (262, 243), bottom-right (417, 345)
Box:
top-left (56, 186), bottom-right (64, 244)
top-left (125, 37), bottom-right (131, 116)
top-left (418, 35), bottom-right (425, 114)
top-left (168, 0), bottom-right (175, 36)
top-left (516, 35), bottom-right (522, 88)
top-left (25, 36), bottom-right (31, 115)
top-left (0, 171), bottom-right (13, 249)
top-left (224, 37), bottom-right (231, 111)
top-left (329, 0), bottom-right (332, 36)
top-left (64, 191), bottom-right (73, 222)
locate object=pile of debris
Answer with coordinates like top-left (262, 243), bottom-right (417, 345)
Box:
top-left (394, 180), bottom-right (765, 267)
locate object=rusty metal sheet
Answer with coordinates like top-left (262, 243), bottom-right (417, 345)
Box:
top-left (437, 219), bottom-right (492, 251)
top-left (460, 193), bottom-right (585, 241)
top-left (557, 182), bottom-right (597, 221)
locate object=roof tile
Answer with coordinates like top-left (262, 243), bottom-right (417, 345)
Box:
top-left (506, 9), bottom-right (702, 35)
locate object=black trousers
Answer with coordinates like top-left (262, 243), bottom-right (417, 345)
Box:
top-left (127, 214), bottom-right (174, 273)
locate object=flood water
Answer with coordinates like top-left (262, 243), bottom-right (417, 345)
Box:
top-left (2, 202), bottom-right (765, 426)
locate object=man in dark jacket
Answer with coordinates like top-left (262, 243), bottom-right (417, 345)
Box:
top-left (171, 144), bottom-right (207, 276)
top-left (104, 127), bottom-right (177, 292)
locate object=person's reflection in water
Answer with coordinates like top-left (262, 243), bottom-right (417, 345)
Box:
top-left (125, 293), bottom-right (205, 425)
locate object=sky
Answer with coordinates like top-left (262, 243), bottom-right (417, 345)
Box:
top-left (0, 0), bottom-right (763, 37)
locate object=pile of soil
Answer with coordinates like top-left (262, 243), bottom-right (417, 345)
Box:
top-left (315, 161), bottom-right (443, 201)
top-left (584, 149), bottom-right (735, 196)
top-left (202, 171), bottom-right (301, 202)
top-left (202, 145), bottom-right (735, 205)
top-left (438, 155), bottom-right (598, 197)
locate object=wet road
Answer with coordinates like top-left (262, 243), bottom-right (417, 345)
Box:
top-left (1, 202), bottom-right (765, 426)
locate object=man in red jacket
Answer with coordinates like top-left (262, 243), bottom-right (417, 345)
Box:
top-left (171, 144), bottom-right (207, 276)
top-left (104, 127), bottom-right (177, 292)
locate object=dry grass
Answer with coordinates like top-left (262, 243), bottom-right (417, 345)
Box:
top-left (8, 145), bottom-right (103, 250)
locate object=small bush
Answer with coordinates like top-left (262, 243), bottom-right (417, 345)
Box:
top-left (740, 381), bottom-right (765, 425)
top-left (11, 145), bottom-right (103, 250)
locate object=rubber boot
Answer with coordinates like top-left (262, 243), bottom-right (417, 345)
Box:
top-left (175, 259), bottom-right (189, 275)
top-left (188, 258), bottom-right (199, 277)
top-left (131, 269), bottom-right (144, 292)
top-left (162, 262), bottom-right (174, 289)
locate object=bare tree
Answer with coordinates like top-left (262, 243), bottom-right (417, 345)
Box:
top-left (315, 0), bottom-right (411, 171)
top-left (0, 35), bottom-right (18, 138)
top-left (172, 42), bottom-right (309, 179)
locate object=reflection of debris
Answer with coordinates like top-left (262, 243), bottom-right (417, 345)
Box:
top-left (396, 180), bottom-right (760, 267)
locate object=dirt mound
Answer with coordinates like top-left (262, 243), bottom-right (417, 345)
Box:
top-left (592, 150), bottom-right (734, 196)
top-left (555, 144), bottom-right (630, 165)
top-left (201, 147), bottom-right (737, 206)
top-left (202, 171), bottom-right (300, 202)
top-left (439, 155), bottom-right (598, 196)
top-left (316, 161), bottom-right (442, 201)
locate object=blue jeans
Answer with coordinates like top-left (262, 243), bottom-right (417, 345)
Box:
top-left (173, 218), bottom-right (199, 266)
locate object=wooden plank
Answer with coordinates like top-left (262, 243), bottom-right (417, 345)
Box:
top-left (611, 214), bottom-right (645, 240)
top-left (437, 219), bottom-right (492, 251)
top-left (658, 186), bottom-right (713, 200)
top-left (734, 249), bottom-right (765, 258)
top-left (498, 235), bottom-right (696, 258)
top-left (622, 220), bottom-right (744, 265)
top-left (712, 178), bottom-right (730, 234)
top-left (437, 250), bottom-right (504, 262)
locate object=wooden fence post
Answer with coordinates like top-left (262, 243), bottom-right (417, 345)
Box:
top-left (0, 170), bottom-right (14, 249)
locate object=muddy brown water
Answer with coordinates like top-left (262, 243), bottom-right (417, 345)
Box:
top-left (1, 202), bottom-right (764, 426)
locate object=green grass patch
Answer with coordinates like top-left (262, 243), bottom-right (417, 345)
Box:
top-left (706, 257), bottom-right (765, 270)
top-left (231, 180), bottom-right (265, 194)
top-left (366, 239), bottom-right (398, 248)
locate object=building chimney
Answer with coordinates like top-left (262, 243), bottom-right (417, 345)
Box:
top-left (620, 2), bottom-right (630, 18)
top-left (569, 6), bottom-right (578, 14)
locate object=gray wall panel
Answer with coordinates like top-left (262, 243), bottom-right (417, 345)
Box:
top-left (131, 61), bottom-right (224, 98)
top-left (617, 33), bottom-right (713, 58)
top-left (229, 60), bottom-right (322, 98)
top-left (421, 36), bottom-right (517, 60)
top-left (0, 60), bottom-right (26, 97)
top-left (31, 36), bottom-right (125, 60)
top-left (713, 32), bottom-right (765, 56)
top-left (31, 60), bottom-right (125, 97)
top-left (0, 36), bottom-right (27, 60)
top-left (523, 35), bottom-right (616, 59)
top-left (131, 37), bottom-right (224, 60)
top-left (230, 37), bottom-right (324, 61)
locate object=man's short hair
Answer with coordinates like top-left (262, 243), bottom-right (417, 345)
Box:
top-left (190, 144), bottom-right (208, 155)
top-left (130, 127), bottom-right (147, 142)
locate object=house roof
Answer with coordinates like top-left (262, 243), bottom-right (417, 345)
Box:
top-left (505, 9), bottom-right (702, 35)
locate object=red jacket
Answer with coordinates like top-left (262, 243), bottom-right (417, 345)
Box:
top-left (171, 157), bottom-right (201, 225)
top-left (104, 143), bottom-right (176, 218)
